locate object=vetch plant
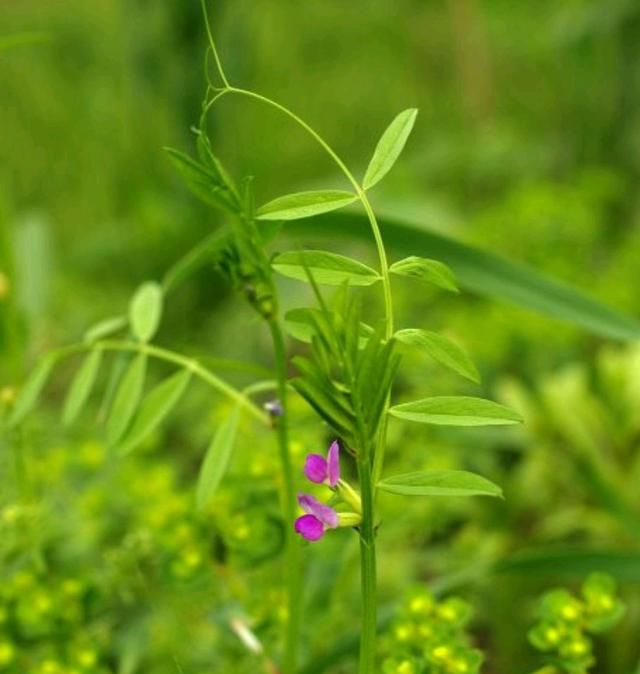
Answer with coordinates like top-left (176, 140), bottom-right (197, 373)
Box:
top-left (4, 3), bottom-right (524, 673)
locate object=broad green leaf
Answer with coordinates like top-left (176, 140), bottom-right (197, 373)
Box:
top-left (84, 316), bottom-right (127, 343)
top-left (273, 250), bottom-right (381, 286)
top-left (256, 190), bottom-right (357, 221)
top-left (495, 548), bottom-right (640, 582)
top-left (378, 470), bottom-right (503, 498)
top-left (363, 108), bottom-right (418, 190)
top-left (390, 256), bottom-right (458, 292)
top-left (196, 407), bottom-right (241, 510)
top-left (389, 396), bottom-right (523, 426)
top-left (8, 355), bottom-right (56, 426)
top-left (106, 354), bottom-right (147, 446)
top-left (129, 282), bottom-right (163, 343)
top-left (62, 349), bottom-right (103, 425)
top-left (394, 328), bottom-right (479, 383)
top-left (118, 369), bottom-right (191, 456)
top-left (289, 212), bottom-right (640, 342)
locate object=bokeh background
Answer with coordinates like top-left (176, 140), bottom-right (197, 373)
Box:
top-left (1, 1), bottom-right (640, 673)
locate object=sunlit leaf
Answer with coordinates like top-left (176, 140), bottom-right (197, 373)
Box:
top-left (62, 349), bottom-right (103, 425)
top-left (256, 190), bottom-right (357, 221)
top-left (118, 369), bottom-right (191, 455)
top-left (363, 108), bottom-right (418, 190)
top-left (273, 250), bottom-right (381, 286)
top-left (84, 316), bottom-right (127, 343)
top-left (196, 406), bottom-right (241, 510)
top-left (129, 282), bottom-right (163, 343)
top-left (389, 396), bottom-right (523, 426)
top-left (394, 328), bottom-right (479, 382)
top-left (106, 354), bottom-right (147, 446)
top-left (390, 256), bottom-right (458, 292)
top-left (378, 470), bottom-right (503, 498)
top-left (8, 355), bottom-right (56, 426)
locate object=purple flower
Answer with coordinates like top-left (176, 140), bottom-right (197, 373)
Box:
top-left (303, 440), bottom-right (340, 487)
top-left (264, 399), bottom-right (284, 417)
top-left (294, 494), bottom-right (338, 542)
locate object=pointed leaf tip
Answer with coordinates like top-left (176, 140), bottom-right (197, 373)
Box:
top-left (363, 108), bottom-right (418, 190)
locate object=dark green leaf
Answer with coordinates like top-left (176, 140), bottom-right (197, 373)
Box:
top-left (8, 355), bottom-right (56, 426)
top-left (106, 354), bottom-right (147, 446)
top-left (287, 212), bottom-right (640, 342)
top-left (129, 282), bottom-right (163, 343)
top-left (62, 349), bottom-right (103, 425)
top-left (390, 256), bottom-right (458, 292)
top-left (256, 190), bottom-right (357, 221)
top-left (119, 369), bottom-right (191, 455)
top-left (363, 108), bottom-right (418, 190)
top-left (378, 470), bottom-right (503, 498)
top-left (394, 328), bottom-right (479, 383)
top-left (389, 396), bottom-right (523, 426)
top-left (196, 406), bottom-right (241, 510)
top-left (273, 250), bottom-right (381, 286)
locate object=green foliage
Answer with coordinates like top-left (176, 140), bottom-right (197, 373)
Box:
top-left (196, 405), bottom-right (241, 511)
top-left (393, 329), bottom-right (479, 383)
top-left (389, 257), bottom-right (459, 293)
top-left (256, 190), bottom-right (357, 221)
top-left (62, 349), bottom-right (103, 426)
top-left (129, 282), bottom-right (163, 343)
top-left (363, 109), bottom-right (418, 190)
top-left (106, 354), bottom-right (147, 447)
top-left (528, 574), bottom-right (625, 674)
top-left (389, 396), bottom-right (523, 427)
top-left (381, 588), bottom-right (482, 674)
top-left (272, 250), bottom-right (381, 286)
top-left (378, 470), bottom-right (503, 499)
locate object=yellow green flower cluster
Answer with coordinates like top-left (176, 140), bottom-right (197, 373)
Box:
top-left (382, 588), bottom-right (483, 674)
top-left (0, 568), bottom-right (109, 673)
top-left (528, 573), bottom-right (625, 673)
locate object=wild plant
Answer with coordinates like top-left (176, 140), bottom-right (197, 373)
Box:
top-left (3, 3), bottom-right (525, 672)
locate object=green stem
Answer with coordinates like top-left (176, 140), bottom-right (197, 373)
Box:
top-left (53, 340), bottom-right (268, 425)
top-left (357, 453), bottom-right (377, 674)
top-left (268, 318), bottom-right (302, 674)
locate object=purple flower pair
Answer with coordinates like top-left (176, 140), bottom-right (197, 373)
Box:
top-left (295, 441), bottom-right (341, 543)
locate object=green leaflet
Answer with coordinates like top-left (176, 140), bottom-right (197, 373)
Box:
top-left (287, 212), bottom-right (640, 342)
top-left (256, 190), bottom-right (357, 221)
top-left (390, 256), bottom-right (458, 293)
top-left (62, 349), bottom-right (103, 425)
top-left (106, 354), bottom-right (147, 446)
top-left (389, 396), bottom-right (523, 426)
top-left (118, 369), bottom-right (191, 456)
top-left (196, 406), bottom-right (241, 511)
top-left (378, 470), bottom-right (503, 498)
top-left (284, 307), bottom-right (373, 345)
top-left (8, 354), bottom-right (56, 426)
top-left (363, 108), bottom-right (418, 190)
top-left (129, 282), bottom-right (163, 343)
top-left (394, 328), bottom-right (479, 383)
top-left (84, 315), bottom-right (127, 343)
top-left (272, 250), bottom-right (381, 286)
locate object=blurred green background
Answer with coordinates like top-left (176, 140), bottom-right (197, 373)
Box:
top-left (1, 1), bottom-right (640, 673)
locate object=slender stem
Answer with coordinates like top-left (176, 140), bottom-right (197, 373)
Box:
top-left (53, 340), bottom-right (268, 425)
top-left (357, 453), bottom-right (377, 674)
top-left (268, 318), bottom-right (302, 674)
top-left (201, 0), bottom-right (230, 88)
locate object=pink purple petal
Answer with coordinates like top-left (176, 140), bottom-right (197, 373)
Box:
top-left (294, 514), bottom-right (325, 542)
top-left (304, 454), bottom-right (328, 484)
top-left (327, 440), bottom-right (340, 487)
top-left (298, 493), bottom-right (339, 529)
